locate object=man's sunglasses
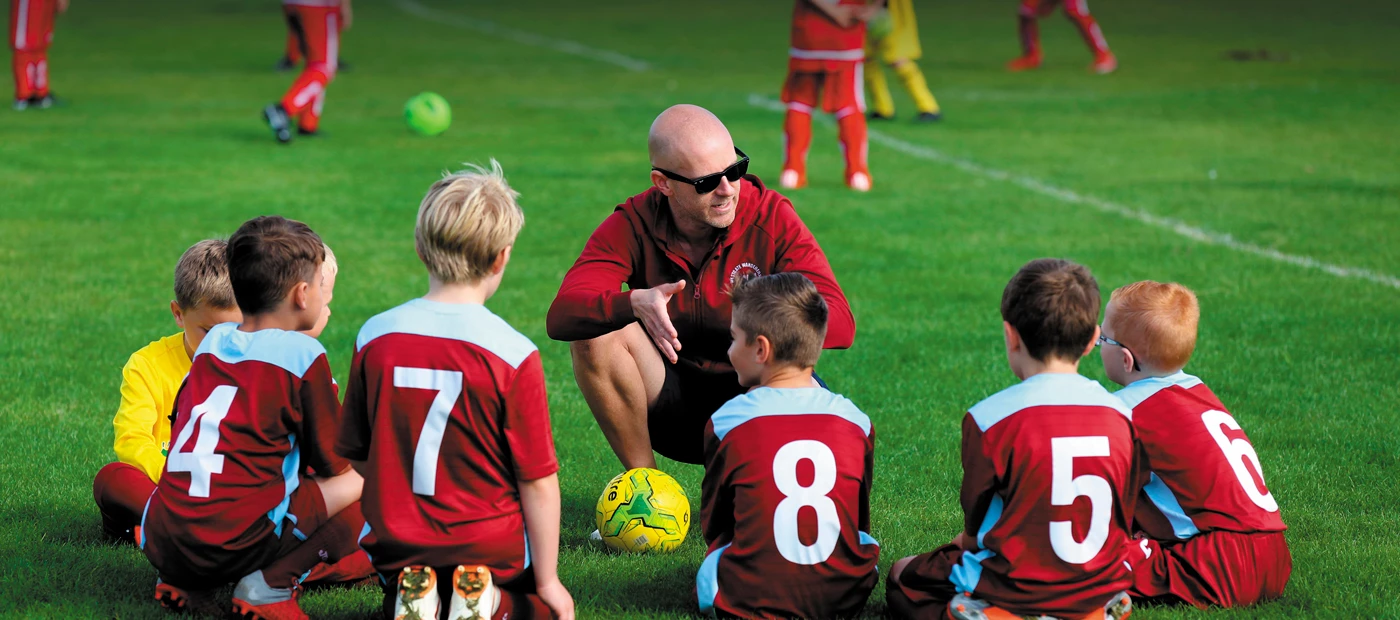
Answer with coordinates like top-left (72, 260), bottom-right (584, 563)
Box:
top-left (652, 148), bottom-right (749, 194)
top-left (1096, 332), bottom-right (1141, 372)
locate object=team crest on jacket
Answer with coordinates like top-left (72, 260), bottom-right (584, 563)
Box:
top-left (729, 262), bottom-right (763, 287)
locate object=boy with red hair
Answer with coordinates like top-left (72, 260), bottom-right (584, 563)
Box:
top-left (1101, 281), bottom-right (1290, 608)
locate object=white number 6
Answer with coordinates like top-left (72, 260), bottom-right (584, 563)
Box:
top-left (1202, 410), bottom-right (1278, 512)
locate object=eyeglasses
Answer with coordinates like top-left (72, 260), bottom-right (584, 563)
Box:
top-left (1096, 332), bottom-right (1141, 372)
top-left (652, 148), bottom-right (749, 194)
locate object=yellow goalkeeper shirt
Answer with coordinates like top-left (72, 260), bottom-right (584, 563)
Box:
top-left (112, 332), bottom-right (190, 483)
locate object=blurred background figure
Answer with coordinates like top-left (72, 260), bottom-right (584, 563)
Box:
top-left (264, 0), bottom-right (351, 142)
top-left (864, 0), bottom-right (942, 122)
top-left (1009, 0), bottom-right (1116, 74)
top-left (9, 0), bottom-right (67, 110)
top-left (276, 0), bottom-right (350, 73)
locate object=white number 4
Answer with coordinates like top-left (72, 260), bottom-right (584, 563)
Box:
top-left (167, 385), bottom-right (237, 498)
top-left (1202, 410), bottom-right (1278, 512)
top-left (394, 367), bottom-right (463, 497)
top-left (1049, 436), bottom-right (1113, 565)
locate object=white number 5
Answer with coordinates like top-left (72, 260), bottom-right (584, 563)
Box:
top-left (394, 367), bottom-right (463, 497)
top-left (1202, 410), bottom-right (1278, 512)
top-left (1049, 436), bottom-right (1113, 565)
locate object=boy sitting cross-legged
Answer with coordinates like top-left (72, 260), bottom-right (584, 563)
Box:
top-left (1101, 281), bottom-right (1290, 608)
top-left (696, 272), bottom-right (878, 619)
top-left (336, 162), bottom-right (574, 620)
top-left (141, 216), bottom-right (366, 619)
top-left (887, 258), bottom-right (1137, 620)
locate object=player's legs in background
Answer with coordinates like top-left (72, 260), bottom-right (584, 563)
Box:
top-left (92, 462), bottom-right (156, 545)
top-left (891, 60), bottom-right (940, 120)
top-left (1009, 0), bottom-right (1053, 71)
top-left (863, 58), bottom-right (895, 120)
top-left (284, 5), bottom-right (338, 134)
top-left (780, 71), bottom-right (818, 189)
top-left (834, 65), bottom-right (871, 191)
top-left (277, 4), bottom-right (304, 71)
top-left (10, 0), bottom-right (54, 106)
top-left (1061, 0), bottom-right (1116, 73)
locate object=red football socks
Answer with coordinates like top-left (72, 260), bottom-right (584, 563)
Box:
top-left (262, 502), bottom-right (365, 589)
top-left (782, 104), bottom-right (813, 175)
top-left (11, 50), bottom-right (48, 100)
top-left (836, 108), bottom-right (869, 181)
top-left (280, 66), bottom-right (330, 132)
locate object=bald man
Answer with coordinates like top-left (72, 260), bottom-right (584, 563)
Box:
top-left (547, 105), bottom-right (856, 468)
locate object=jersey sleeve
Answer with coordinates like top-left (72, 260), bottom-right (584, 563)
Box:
top-left (860, 427), bottom-right (875, 533)
top-left (958, 413), bottom-right (999, 539)
top-left (545, 210), bottom-right (641, 342)
top-left (298, 355), bottom-right (352, 476)
top-left (335, 347), bottom-right (371, 462)
top-left (112, 354), bottom-right (169, 483)
top-left (503, 352), bottom-right (559, 481)
top-left (770, 198), bottom-right (856, 349)
top-left (700, 421), bottom-right (736, 548)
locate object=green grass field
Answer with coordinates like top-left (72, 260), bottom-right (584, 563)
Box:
top-left (2, 0), bottom-right (1398, 617)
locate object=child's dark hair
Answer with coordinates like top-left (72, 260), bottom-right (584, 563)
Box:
top-left (227, 216), bottom-right (325, 315)
top-left (730, 272), bottom-right (828, 368)
top-left (1000, 258), bottom-right (1101, 362)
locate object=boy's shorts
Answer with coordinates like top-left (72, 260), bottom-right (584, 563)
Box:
top-left (142, 477), bottom-right (329, 590)
top-left (782, 61), bottom-right (865, 115)
top-left (362, 512), bottom-right (532, 584)
top-left (1129, 530), bottom-right (1291, 608)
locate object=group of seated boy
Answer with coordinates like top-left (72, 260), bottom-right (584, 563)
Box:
top-left (91, 162), bottom-right (1289, 620)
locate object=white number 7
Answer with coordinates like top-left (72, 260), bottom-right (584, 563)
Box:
top-left (394, 367), bottom-right (463, 497)
top-left (167, 385), bottom-right (237, 498)
top-left (1049, 436), bottom-right (1113, 565)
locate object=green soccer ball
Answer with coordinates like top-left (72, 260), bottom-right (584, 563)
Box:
top-left (867, 8), bottom-right (893, 41)
top-left (404, 92), bottom-right (452, 136)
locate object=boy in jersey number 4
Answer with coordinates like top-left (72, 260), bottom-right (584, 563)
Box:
top-left (888, 258), bottom-right (1136, 620)
top-left (141, 216), bottom-right (366, 619)
top-left (1101, 281), bottom-right (1290, 608)
top-left (697, 273), bottom-right (878, 618)
top-left (337, 162), bottom-right (575, 620)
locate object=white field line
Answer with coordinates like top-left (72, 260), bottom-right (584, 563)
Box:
top-left (749, 94), bottom-right (1400, 290)
top-left (392, 0), bottom-right (651, 72)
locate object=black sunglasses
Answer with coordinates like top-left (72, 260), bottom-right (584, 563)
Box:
top-left (1096, 332), bottom-right (1141, 372)
top-left (652, 148), bottom-right (749, 194)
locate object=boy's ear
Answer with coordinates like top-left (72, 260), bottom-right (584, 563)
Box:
top-left (754, 334), bottom-right (773, 365)
top-left (1119, 346), bottom-right (1136, 375)
top-left (170, 301), bottom-right (185, 329)
top-left (290, 281), bottom-right (311, 310)
top-left (492, 245), bottom-right (513, 275)
top-left (1002, 321), bottom-right (1020, 353)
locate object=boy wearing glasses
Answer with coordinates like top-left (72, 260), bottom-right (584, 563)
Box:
top-left (1101, 281), bottom-right (1290, 608)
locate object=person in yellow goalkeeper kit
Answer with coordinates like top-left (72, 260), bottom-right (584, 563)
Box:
top-left (864, 0), bottom-right (942, 122)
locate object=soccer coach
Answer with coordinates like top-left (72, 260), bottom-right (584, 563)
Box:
top-left (547, 104), bottom-right (855, 468)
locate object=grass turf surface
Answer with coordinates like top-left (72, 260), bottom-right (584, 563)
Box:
top-left (2, 0), bottom-right (1398, 617)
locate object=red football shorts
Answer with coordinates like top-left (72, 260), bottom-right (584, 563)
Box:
top-left (1128, 530), bottom-right (1291, 608)
top-left (781, 61), bottom-right (866, 115)
top-left (9, 0), bottom-right (55, 52)
top-left (1020, 0), bottom-right (1094, 18)
top-left (142, 477), bottom-right (330, 590)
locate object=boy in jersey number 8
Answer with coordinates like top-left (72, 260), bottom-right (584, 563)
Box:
top-left (888, 258), bottom-right (1136, 620)
top-left (1101, 281), bottom-right (1290, 608)
top-left (697, 273), bottom-right (878, 618)
top-left (336, 162), bottom-right (574, 620)
top-left (141, 216), bottom-right (366, 619)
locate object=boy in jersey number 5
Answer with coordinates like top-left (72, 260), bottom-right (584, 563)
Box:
top-left (697, 273), bottom-right (877, 619)
top-left (887, 258), bottom-right (1136, 619)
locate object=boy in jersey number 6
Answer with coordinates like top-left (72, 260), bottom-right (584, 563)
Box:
top-left (1101, 281), bottom-right (1290, 608)
top-left (142, 217), bottom-right (365, 619)
top-left (697, 273), bottom-right (878, 618)
top-left (337, 162), bottom-right (574, 620)
top-left (887, 258), bottom-right (1136, 620)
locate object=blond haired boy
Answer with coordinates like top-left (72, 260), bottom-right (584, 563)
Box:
top-left (337, 161), bottom-right (574, 620)
top-left (1101, 281), bottom-right (1290, 608)
top-left (93, 240), bottom-right (241, 545)
top-left (697, 272), bottom-right (878, 619)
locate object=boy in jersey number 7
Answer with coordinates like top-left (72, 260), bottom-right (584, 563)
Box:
top-left (141, 216), bottom-right (366, 619)
top-left (888, 258), bottom-right (1135, 620)
top-left (336, 162), bottom-right (574, 620)
top-left (1101, 281), bottom-right (1290, 608)
top-left (697, 273), bottom-right (878, 618)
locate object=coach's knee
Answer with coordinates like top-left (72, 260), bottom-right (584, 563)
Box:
top-left (569, 323), bottom-right (646, 365)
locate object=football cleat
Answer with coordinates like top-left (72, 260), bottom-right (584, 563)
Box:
top-left (275, 56), bottom-right (296, 72)
top-left (588, 529), bottom-right (603, 543)
top-left (948, 591), bottom-right (1133, 620)
top-left (394, 566), bottom-right (440, 620)
top-left (1007, 54), bottom-right (1043, 72)
top-left (1093, 53), bottom-right (1118, 75)
top-left (916, 111), bottom-right (943, 123)
top-left (13, 98), bottom-right (29, 111)
top-left (263, 103), bottom-right (293, 144)
top-left (231, 570), bottom-right (307, 620)
top-left (779, 169), bottom-right (806, 190)
top-left (847, 171), bottom-right (872, 192)
top-left (302, 551), bottom-right (375, 587)
top-left (31, 94), bottom-right (58, 109)
top-left (868, 111), bottom-right (894, 121)
top-left (154, 579), bottom-right (223, 616)
top-left (448, 565), bottom-right (500, 620)
top-left (296, 127), bottom-right (321, 137)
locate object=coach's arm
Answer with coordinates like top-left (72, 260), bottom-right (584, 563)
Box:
top-left (546, 212), bottom-right (641, 342)
top-left (770, 200), bottom-right (856, 349)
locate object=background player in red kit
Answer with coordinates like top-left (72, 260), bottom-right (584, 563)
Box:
top-left (338, 163), bottom-right (574, 620)
top-left (547, 104), bottom-right (854, 472)
top-left (1101, 281), bottom-right (1291, 608)
top-left (141, 216), bottom-right (365, 619)
top-left (698, 273), bottom-right (878, 619)
top-left (1009, 0), bottom-right (1116, 74)
top-left (9, 0), bottom-right (66, 109)
top-left (781, 0), bottom-right (875, 192)
top-left (263, 0), bottom-right (350, 143)
top-left (888, 259), bottom-right (1136, 620)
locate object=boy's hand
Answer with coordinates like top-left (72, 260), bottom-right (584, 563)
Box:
top-left (631, 281), bottom-right (686, 364)
top-left (57, 0), bottom-right (70, 13)
top-left (537, 577), bottom-right (575, 620)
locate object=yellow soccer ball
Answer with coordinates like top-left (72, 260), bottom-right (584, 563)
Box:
top-left (595, 468), bottom-right (691, 553)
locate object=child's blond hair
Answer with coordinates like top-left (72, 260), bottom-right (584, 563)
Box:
top-left (322, 243), bottom-right (338, 279)
top-left (415, 160), bottom-right (523, 284)
top-left (1107, 281), bottom-right (1200, 372)
top-left (174, 239), bottom-right (237, 310)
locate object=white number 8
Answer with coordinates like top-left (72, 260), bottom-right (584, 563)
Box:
top-left (772, 440), bottom-right (841, 565)
top-left (1202, 410), bottom-right (1278, 512)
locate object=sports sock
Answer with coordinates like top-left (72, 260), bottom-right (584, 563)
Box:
top-left (33, 54), bottom-right (48, 97)
top-left (782, 104), bottom-right (813, 175)
top-left (261, 502), bottom-right (365, 589)
top-left (864, 60), bottom-right (895, 118)
top-left (893, 61), bottom-right (940, 114)
top-left (1064, 9), bottom-right (1111, 57)
top-left (1017, 14), bottom-right (1041, 58)
top-left (835, 107), bottom-right (869, 180)
top-left (280, 66), bottom-right (330, 119)
top-left (12, 51), bottom-right (35, 100)
top-left (92, 462), bottom-right (158, 543)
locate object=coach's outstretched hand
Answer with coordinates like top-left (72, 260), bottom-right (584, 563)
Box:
top-left (631, 281), bottom-right (686, 363)
top-left (538, 577), bottom-right (575, 620)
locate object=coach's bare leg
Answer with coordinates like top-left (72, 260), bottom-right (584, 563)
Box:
top-left (570, 323), bottom-right (667, 470)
